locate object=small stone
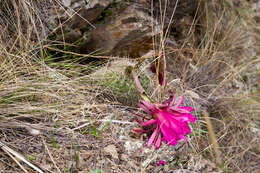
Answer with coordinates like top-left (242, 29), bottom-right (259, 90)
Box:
top-left (27, 128), bottom-right (41, 136)
top-left (127, 161), bottom-right (138, 169)
top-left (120, 154), bottom-right (128, 161)
top-left (104, 145), bottom-right (118, 160)
top-left (63, 0), bottom-right (71, 7)
top-left (124, 140), bottom-right (143, 153)
top-left (80, 150), bottom-right (92, 159)
top-left (41, 164), bottom-right (52, 170)
top-left (163, 165), bottom-right (170, 172)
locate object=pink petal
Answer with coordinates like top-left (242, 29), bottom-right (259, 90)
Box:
top-left (156, 113), bottom-right (170, 127)
top-left (175, 96), bottom-right (184, 108)
top-left (140, 100), bottom-right (158, 113)
top-left (178, 106), bottom-right (194, 112)
top-left (147, 125), bottom-right (158, 147)
top-left (131, 128), bottom-right (153, 133)
top-left (155, 132), bottom-right (162, 149)
top-left (141, 119), bottom-right (157, 126)
top-left (171, 115), bottom-right (190, 122)
top-left (184, 113), bottom-right (197, 123)
top-left (135, 118), bottom-right (145, 125)
top-left (182, 113), bottom-right (197, 123)
top-left (160, 125), bottom-right (178, 145)
top-left (165, 108), bottom-right (196, 123)
top-left (131, 128), bottom-right (145, 133)
top-left (164, 80), bottom-right (167, 88)
top-left (138, 102), bottom-right (153, 115)
top-left (157, 160), bottom-right (167, 166)
top-left (155, 103), bottom-right (168, 108)
top-left (140, 100), bottom-right (155, 109)
top-left (159, 112), bottom-right (182, 133)
top-left (181, 135), bottom-right (187, 142)
top-left (168, 95), bottom-right (175, 107)
top-left (181, 123), bottom-right (191, 134)
top-left (164, 136), bottom-right (178, 146)
top-left (172, 113), bottom-right (197, 123)
top-left (132, 112), bottom-right (149, 120)
top-left (135, 118), bottom-right (157, 127)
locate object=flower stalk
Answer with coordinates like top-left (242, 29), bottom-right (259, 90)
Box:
top-left (127, 53), bottom-right (196, 149)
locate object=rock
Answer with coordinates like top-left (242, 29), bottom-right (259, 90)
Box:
top-left (127, 160), bottom-right (139, 170)
top-left (63, 0), bottom-right (71, 7)
top-left (104, 145), bottom-right (119, 160)
top-left (42, 0), bottom-right (199, 57)
top-left (63, 0), bottom-right (111, 29)
top-left (47, 0), bottom-right (112, 36)
top-left (120, 154), bottom-right (129, 161)
top-left (79, 2), bottom-right (161, 58)
top-left (89, 59), bottom-right (136, 78)
top-left (124, 140), bottom-right (143, 154)
top-left (172, 169), bottom-right (196, 173)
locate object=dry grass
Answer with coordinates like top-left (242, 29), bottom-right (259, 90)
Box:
top-left (166, 1), bottom-right (260, 172)
top-left (0, 0), bottom-right (259, 172)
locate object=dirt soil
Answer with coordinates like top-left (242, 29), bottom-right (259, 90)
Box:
top-left (0, 0), bottom-right (260, 173)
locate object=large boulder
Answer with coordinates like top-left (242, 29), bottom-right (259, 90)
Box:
top-left (78, 3), bottom-right (161, 57)
top-left (45, 0), bottom-right (199, 57)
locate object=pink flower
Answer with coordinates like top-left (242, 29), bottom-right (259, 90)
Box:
top-left (157, 160), bottom-right (167, 166)
top-left (133, 95), bottom-right (196, 149)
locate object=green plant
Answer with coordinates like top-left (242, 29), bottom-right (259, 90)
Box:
top-left (88, 118), bottom-right (113, 139)
top-left (71, 142), bottom-right (79, 162)
top-left (49, 132), bottom-right (58, 149)
top-left (90, 169), bottom-right (102, 173)
top-left (26, 154), bottom-right (35, 161)
top-left (91, 70), bottom-right (150, 105)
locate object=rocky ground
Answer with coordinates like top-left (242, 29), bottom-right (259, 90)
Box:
top-left (0, 0), bottom-right (259, 173)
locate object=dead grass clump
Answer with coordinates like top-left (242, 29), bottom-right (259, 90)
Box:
top-left (0, 1), bottom-right (127, 172)
top-left (0, 0), bottom-right (52, 51)
top-left (162, 0), bottom-right (260, 172)
top-left (0, 0), bottom-right (259, 172)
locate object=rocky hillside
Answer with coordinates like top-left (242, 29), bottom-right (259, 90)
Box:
top-left (0, 0), bottom-right (259, 172)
